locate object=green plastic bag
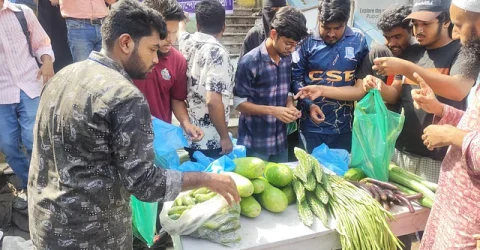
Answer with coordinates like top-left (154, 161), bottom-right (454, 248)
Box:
top-left (131, 196), bottom-right (158, 247)
top-left (350, 89), bottom-right (405, 181)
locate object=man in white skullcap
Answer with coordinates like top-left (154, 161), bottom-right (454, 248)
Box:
top-left (410, 0), bottom-right (480, 249)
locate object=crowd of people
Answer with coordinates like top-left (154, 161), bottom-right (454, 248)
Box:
top-left (0, 0), bottom-right (479, 249)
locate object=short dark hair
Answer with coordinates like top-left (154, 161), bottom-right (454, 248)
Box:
top-left (318, 0), bottom-right (351, 24)
top-left (270, 6), bottom-right (308, 41)
top-left (102, 0), bottom-right (167, 50)
top-left (195, 0), bottom-right (225, 35)
top-left (377, 4), bottom-right (412, 32)
top-left (436, 10), bottom-right (451, 24)
top-left (143, 0), bottom-right (185, 21)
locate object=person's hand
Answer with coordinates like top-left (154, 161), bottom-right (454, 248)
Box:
top-left (294, 85), bottom-right (323, 100)
top-left (372, 57), bottom-right (406, 76)
top-left (220, 137), bottom-right (233, 155)
top-left (362, 75), bottom-right (384, 92)
top-left (411, 72), bottom-right (444, 116)
top-left (205, 173), bottom-right (240, 206)
top-left (49, 0), bottom-right (59, 6)
top-left (309, 104), bottom-right (325, 124)
top-left (422, 125), bottom-right (455, 150)
top-left (38, 62), bottom-right (54, 85)
top-left (183, 124), bottom-right (204, 142)
top-left (272, 106), bottom-right (300, 123)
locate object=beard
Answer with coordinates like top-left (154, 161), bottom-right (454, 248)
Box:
top-left (124, 48), bottom-right (152, 79)
top-left (457, 30), bottom-right (480, 81)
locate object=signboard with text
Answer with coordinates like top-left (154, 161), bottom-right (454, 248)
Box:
top-left (355, 0), bottom-right (399, 25)
top-left (178, 0), bottom-right (234, 15)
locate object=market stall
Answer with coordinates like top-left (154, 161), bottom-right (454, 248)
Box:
top-left (158, 156), bottom-right (435, 250)
top-left (172, 204), bottom-right (429, 250)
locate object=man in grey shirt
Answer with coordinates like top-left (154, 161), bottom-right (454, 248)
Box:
top-left (27, 1), bottom-right (239, 249)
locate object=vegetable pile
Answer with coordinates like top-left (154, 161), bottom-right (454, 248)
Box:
top-left (293, 148), bottom-right (330, 227)
top-left (230, 157), bottom-right (295, 218)
top-left (344, 164), bottom-right (437, 210)
top-left (294, 147), bottom-right (401, 250)
top-left (160, 188), bottom-right (242, 247)
top-left (328, 175), bottom-right (402, 250)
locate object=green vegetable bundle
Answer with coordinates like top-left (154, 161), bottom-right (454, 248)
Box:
top-left (328, 175), bottom-right (402, 250)
top-left (293, 148), bottom-right (329, 228)
top-left (160, 188), bottom-right (242, 247)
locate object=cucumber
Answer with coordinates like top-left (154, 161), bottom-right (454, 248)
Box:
top-left (344, 167), bottom-right (367, 181)
top-left (281, 184), bottom-right (296, 205)
top-left (224, 172), bottom-right (255, 198)
top-left (254, 182), bottom-right (288, 213)
top-left (233, 157), bottom-right (265, 179)
top-left (240, 196), bottom-right (262, 218)
top-left (251, 178), bottom-right (266, 194)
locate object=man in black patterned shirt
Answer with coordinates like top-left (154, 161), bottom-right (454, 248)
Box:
top-left (27, 1), bottom-right (239, 249)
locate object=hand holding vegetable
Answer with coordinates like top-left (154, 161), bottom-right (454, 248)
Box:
top-left (206, 173), bottom-right (240, 205)
top-left (183, 172), bottom-right (240, 205)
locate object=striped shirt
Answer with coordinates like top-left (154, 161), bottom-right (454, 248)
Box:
top-left (0, 1), bottom-right (54, 104)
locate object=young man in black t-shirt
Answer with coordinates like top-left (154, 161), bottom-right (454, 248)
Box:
top-left (362, 0), bottom-right (475, 183)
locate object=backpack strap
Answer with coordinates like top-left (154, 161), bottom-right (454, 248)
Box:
top-left (12, 4), bottom-right (35, 58)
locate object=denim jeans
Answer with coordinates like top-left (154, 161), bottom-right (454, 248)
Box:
top-left (65, 18), bottom-right (102, 62)
top-left (0, 91), bottom-right (40, 188)
top-left (246, 149), bottom-right (289, 163)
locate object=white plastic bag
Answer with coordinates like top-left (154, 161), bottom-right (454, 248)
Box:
top-left (160, 192), bottom-right (241, 247)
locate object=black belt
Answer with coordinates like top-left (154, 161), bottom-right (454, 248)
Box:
top-left (66, 17), bottom-right (104, 25)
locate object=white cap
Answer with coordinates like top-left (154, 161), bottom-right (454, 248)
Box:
top-left (452, 0), bottom-right (480, 13)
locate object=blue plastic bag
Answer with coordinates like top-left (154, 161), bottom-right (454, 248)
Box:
top-left (152, 118), bottom-right (188, 169)
top-left (132, 118), bottom-right (188, 246)
top-left (174, 151), bottom-right (237, 173)
top-left (205, 156), bottom-right (236, 173)
top-left (311, 144), bottom-right (350, 176)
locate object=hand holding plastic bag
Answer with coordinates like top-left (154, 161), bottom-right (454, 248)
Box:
top-left (350, 89), bottom-right (405, 181)
top-left (160, 189), bottom-right (241, 247)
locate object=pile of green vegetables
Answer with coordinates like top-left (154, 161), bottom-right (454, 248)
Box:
top-left (292, 148), bottom-right (330, 227)
top-left (294, 147), bottom-right (402, 250)
top-left (345, 164), bottom-right (437, 210)
top-left (228, 157), bottom-right (296, 218)
top-left (164, 188), bottom-right (242, 247)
